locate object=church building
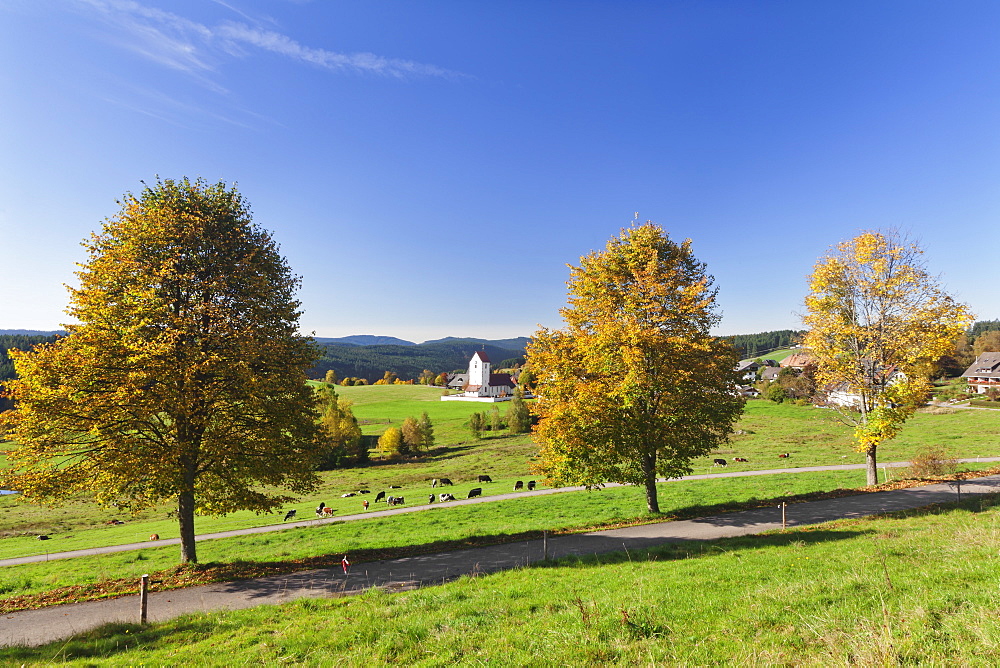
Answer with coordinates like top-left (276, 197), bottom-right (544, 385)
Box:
top-left (441, 350), bottom-right (516, 402)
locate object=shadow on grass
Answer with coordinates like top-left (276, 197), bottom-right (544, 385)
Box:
top-left (0, 619), bottom-right (222, 663)
top-left (5, 495), bottom-right (999, 661)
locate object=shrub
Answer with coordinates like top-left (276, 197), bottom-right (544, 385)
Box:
top-left (907, 445), bottom-right (958, 478)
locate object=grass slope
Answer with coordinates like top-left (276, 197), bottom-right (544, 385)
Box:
top-left (5, 496), bottom-right (1000, 665)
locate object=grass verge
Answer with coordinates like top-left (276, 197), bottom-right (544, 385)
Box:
top-left (5, 493), bottom-right (1000, 665)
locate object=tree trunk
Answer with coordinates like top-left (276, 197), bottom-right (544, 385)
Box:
top-left (641, 452), bottom-right (660, 513)
top-left (177, 489), bottom-right (197, 563)
top-left (865, 446), bottom-right (879, 487)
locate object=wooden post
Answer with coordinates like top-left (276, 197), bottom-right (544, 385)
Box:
top-left (139, 574), bottom-right (149, 624)
top-left (781, 502), bottom-right (787, 530)
top-left (542, 530), bottom-right (548, 560)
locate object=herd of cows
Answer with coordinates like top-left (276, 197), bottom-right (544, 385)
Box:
top-left (280, 474), bottom-right (540, 522)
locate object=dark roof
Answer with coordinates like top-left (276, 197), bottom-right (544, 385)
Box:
top-left (473, 350), bottom-right (491, 363)
top-left (489, 373), bottom-right (515, 388)
top-left (962, 353), bottom-right (1000, 378)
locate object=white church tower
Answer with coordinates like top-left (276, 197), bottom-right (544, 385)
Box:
top-left (468, 350), bottom-right (491, 389)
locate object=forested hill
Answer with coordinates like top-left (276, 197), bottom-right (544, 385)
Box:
top-left (723, 330), bottom-right (804, 359)
top-left (310, 338), bottom-right (527, 382)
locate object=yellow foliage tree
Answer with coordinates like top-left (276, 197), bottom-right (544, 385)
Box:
top-left (316, 385), bottom-right (364, 466)
top-left (0, 178), bottom-right (323, 563)
top-left (803, 230), bottom-right (974, 485)
top-left (528, 223), bottom-right (745, 513)
top-left (377, 426), bottom-right (403, 459)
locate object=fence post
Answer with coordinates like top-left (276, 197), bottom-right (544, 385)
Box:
top-left (781, 502), bottom-right (787, 530)
top-left (543, 530), bottom-right (548, 560)
top-left (139, 574), bottom-right (149, 624)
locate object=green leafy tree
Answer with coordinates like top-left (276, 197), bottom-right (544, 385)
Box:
top-left (0, 178), bottom-right (322, 564)
top-left (418, 411), bottom-right (435, 450)
top-left (803, 230), bottom-right (974, 485)
top-left (529, 222), bottom-right (745, 513)
top-left (468, 412), bottom-right (485, 439)
top-left (764, 382), bottom-right (787, 403)
top-left (505, 387), bottom-right (532, 434)
top-left (488, 405), bottom-right (503, 432)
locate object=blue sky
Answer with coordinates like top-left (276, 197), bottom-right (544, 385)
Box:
top-left (2, 1), bottom-right (998, 343)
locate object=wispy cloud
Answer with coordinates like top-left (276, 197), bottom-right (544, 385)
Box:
top-left (73, 0), bottom-right (465, 83)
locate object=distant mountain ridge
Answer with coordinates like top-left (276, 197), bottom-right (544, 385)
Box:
top-left (314, 335), bottom-right (416, 346)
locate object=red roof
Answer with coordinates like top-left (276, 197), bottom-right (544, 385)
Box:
top-left (473, 350), bottom-right (491, 363)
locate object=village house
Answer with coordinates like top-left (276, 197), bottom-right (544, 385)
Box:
top-left (962, 353), bottom-right (1000, 394)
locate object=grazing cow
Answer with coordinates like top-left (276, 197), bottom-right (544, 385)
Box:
top-left (468, 487), bottom-right (483, 498)
top-left (283, 509), bottom-right (297, 521)
top-left (363, 500), bottom-right (370, 511)
top-left (389, 485), bottom-right (402, 489)
top-left (432, 479), bottom-right (439, 488)
top-left (389, 496), bottom-right (405, 506)
top-left (439, 493), bottom-right (456, 502)
top-left (428, 494), bottom-right (435, 504)
top-left (358, 489), bottom-right (370, 494)
top-left (374, 491), bottom-right (386, 503)
top-left (341, 492), bottom-right (356, 498)
top-left (316, 502), bottom-right (326, 516)
top-left (778, 453), bottom-right (790, 458)
top-left (37, 535), bottom-right (50, 541)
top-left (514, 480), bottom-right (524, 491)
top-left (733, 457), bottom-right (748, 463)
top-left (149, 534), bottom-right (159, 541)
top-left (438, 478), bottom-right (454, 486)
top-left (478, 475), bottom-right (493, 483)
top-left (527, 480), bottom-right (536, 490)
top-left (713, 458), bottom-right (728, 467)
top-left (322, 507), bottom-right (335, 517)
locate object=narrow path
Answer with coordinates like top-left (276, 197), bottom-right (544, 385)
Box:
top-left (3, 474), bottom-right (998, 648)
top-left (2, 457), bottom-right (997, 568)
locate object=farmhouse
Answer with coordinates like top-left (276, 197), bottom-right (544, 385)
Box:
top-left (780, 352), bottom-right (814, 371)
top-left (962, 353), bottom-right (1000, 394)
top-left (825, 366), bottom-right (906, 408)
top-left (441, 351), bottom-right (517, 402)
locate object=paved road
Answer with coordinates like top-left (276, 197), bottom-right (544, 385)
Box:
top-left (3, 473), bottom-right (999, 648)
top-left (2, 457), bottom-right (998, 568)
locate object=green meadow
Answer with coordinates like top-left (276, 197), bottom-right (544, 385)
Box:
top-left (1, 387), bottom-right (997, 611)
top-left (4, 495), bottom-right (1000, 665)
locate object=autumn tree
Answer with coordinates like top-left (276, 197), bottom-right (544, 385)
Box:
top-left (316, 385), bottom-right (364, 468)
top-left (400, 416), bottom-right (421, 454)
top-left (529, 222), bottom-right (744, 513)
top-left (377, 426), bottom-right (403, 459)
top-left (0, 178), bottom-right (322, 563)
top-left (803, 230), bottom-right (973, 485)
top-left (324, 369), bottom-right (338, 384)
top-left (973, 330), bottom-right (1000, 356)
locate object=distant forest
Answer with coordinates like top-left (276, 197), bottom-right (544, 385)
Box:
top-left (309, 339), bottom-right (528, 383)
top-left (723, 330), bottom-right (804, 360)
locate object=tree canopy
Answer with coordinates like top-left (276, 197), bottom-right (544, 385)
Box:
top-left (803, 230), bottom-right (973, 484)
top-left (0, 178), bottom-right (323, 563)
top-left (528, 223), bottom-right (744, 512)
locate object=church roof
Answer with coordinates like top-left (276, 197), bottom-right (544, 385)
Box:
top-left (473, 350), bottom-right (491, 363)
top-left (489, 373), bottom-right (514, 388)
